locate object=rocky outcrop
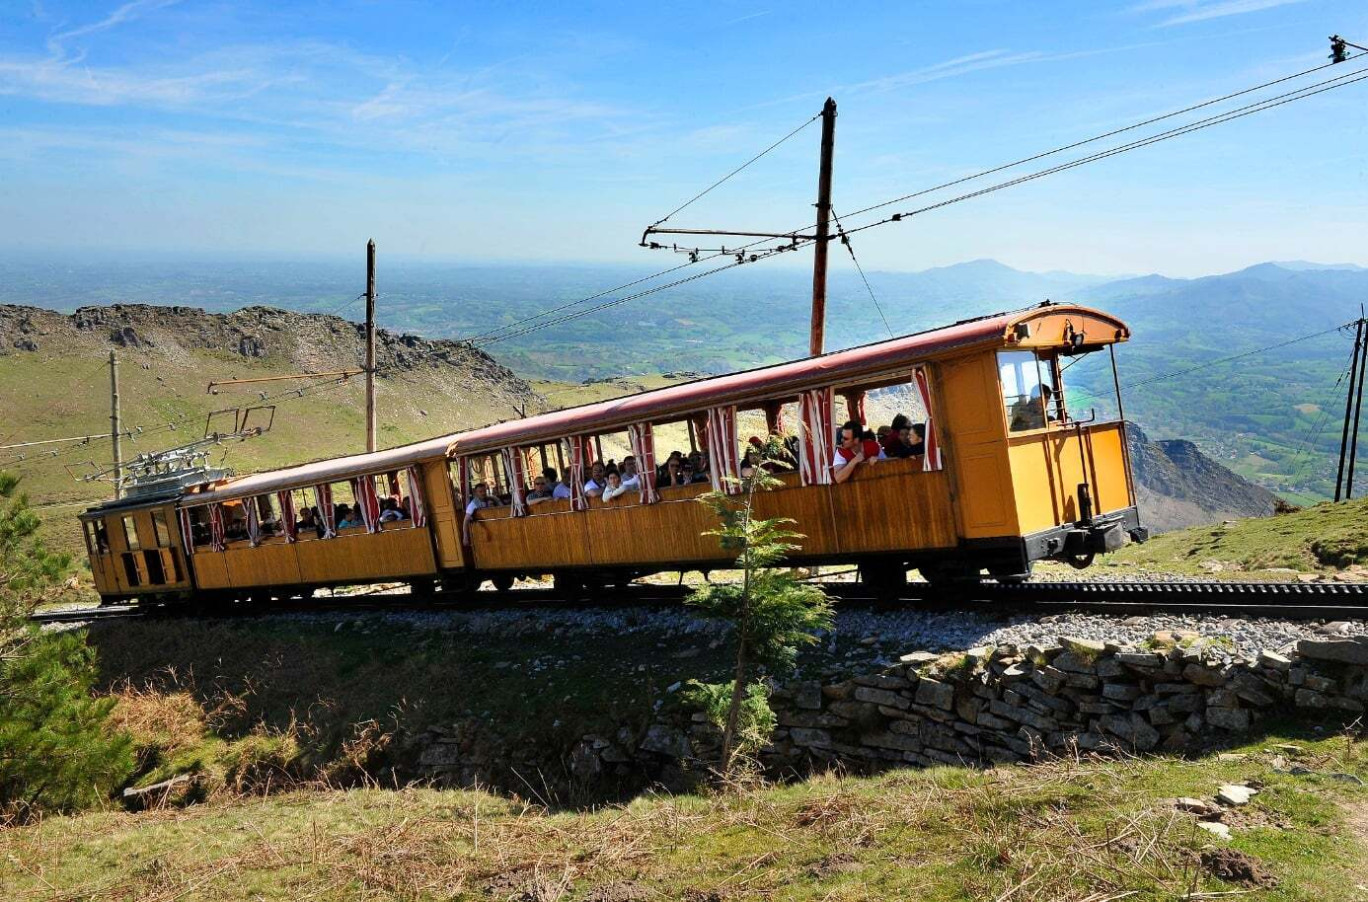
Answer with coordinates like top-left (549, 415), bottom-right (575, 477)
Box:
top-left (0, 303), bottom-right (538, 405)
top-left (1127, 423), bottom-right (1279, 532)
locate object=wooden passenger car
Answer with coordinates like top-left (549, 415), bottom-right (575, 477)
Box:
top-left (80, 302), bottom-right (1145, 604)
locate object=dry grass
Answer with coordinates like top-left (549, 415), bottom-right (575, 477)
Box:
top-left (4, 729), bottom-right (1367, 901)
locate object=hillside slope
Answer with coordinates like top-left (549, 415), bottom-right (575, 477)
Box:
top-left (1127, 424), bottom-right (1279, 532)
top-left (1, 303), bottom-right (540, 551)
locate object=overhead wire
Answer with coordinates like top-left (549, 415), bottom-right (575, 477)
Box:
top-left (831, 205), bottom-right (894, 340)
top-left (470, 50), bottom-right (1368, 348)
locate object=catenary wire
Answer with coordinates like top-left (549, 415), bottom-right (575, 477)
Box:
top-left (831, 205), bottom-right (894, 340)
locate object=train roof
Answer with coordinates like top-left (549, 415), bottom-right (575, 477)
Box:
top-left (179, 302), bottom-right (1126, 505)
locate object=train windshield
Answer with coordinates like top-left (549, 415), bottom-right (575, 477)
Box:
top-left (999, 348), bottom-right (1120, 433)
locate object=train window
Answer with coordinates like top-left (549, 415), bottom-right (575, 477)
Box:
top-left (327, 480), bottom-right (363, 532)
top-left (999, 351), bottom-right (1058, 433)
top-left (121, 515), bottom-right (141, 552)
top-left (467, 454), bottom-right (508, 503)
top-left (221, 501), bottom-right (249, 546)
top-left (288, 488), bottom-right (319, 540)
top-left (95, 521), bottom-right (110, 554)
top-left (187, 506), bottom-right (212, 548)
top-left (152, 510), bottom-right (172, 548)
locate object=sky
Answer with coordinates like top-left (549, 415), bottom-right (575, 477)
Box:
top-left (1, 0), bottom-right (1366, 277)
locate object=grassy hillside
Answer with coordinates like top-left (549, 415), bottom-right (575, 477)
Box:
top-left (1109, 497), bottom-right (1368, 577)
top-left (3, 727), bottom-right (1365, 900)
top-left (1, 305), bottom-right (538, 557)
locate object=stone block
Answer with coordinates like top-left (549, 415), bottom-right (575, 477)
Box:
top-left (1076, 700), bottom-right (1117, 715)
top-left (793, 681), bottom-right (824, 710)
top-left (1329, 696), bottom-right (1366, 713)
top-left (1182, 663), bottom-right (1227, 687)
top-left (1295, 688), bottom-right (1328, 708)
top-left (1206, 689), bottom-right (1239, 708)
top-left (1155, 682), bottom-right (1200, 695)
top-left (955, 695), bottom-right (982, 723)
top-left (1096, 657), bottom-right (1126, 679)
top-left (1015, 681), bottom-right (1076, 713)
top-left (789, 728), bottom-right (834, 748)
top-left (909, 703), bottom-right (956, 723)
top-left (861, 730), bottom-right (921, 752)
top-left (1064, 671), bottom-right (1101, 690)
top-left (1296, 637), bottom-right (1368, 666)
top-left (1289, 667), bottom-right (1307, 687)
top-left (1304, 674), bottom-right (1337, 693)
top-left (915, 678), bottom-right (956, 710)
top-left (1052, 652), bottom-right (1098, 675)
top-left (827, 700), bottom-right (878, 721)
top-left (976, 712), bottom-right (1014, 730)
top-left (1148, 704), bottom-right (1176, 726)
top-left (1061, 636), bottom-right (1107, 656)
top-left (1168, 693), bottom-right (1202, 714)
top-left (1116, 652), bottom-right (1165, 668)
top-left (1206, 707), bottom-right (1252, 731)
top-left (640, 724), bottom-right (692, 758)
top-left (1032, 666), bottom-right (1068, 694)
top-left (1102, 682), bottom-right (1143, 702)
top-left (1258, 650), bottom-right (1292, 671)
top-left (854, 687), bottom-right (909, 709)
top-left (822, 681), bottom-right (854, 700)
top-left (989, 699), bottom-right (1058, 732)
top-left (855, 673), bottom-right (912, 691)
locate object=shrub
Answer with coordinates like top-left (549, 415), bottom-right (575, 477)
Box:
top-left (0, 631), bottom-right (136, 820)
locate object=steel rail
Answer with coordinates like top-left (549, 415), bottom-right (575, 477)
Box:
top-left (29, 579), bottom-right (1368, 625)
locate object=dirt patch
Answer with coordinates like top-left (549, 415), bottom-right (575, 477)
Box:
top-left (582, 882), bottom-right (651, 902)
top-left (482, 866), bottom-right (570, 901)
top-left (1200, 848), bottom-right (1277, 887)
top-left (679, 891), bottom-right (727, 902)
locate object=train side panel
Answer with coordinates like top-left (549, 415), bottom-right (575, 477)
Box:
top-left (1008, 422), bottom-right (1133, 535)
top-left (936, 354), bottom-right (1021, 539)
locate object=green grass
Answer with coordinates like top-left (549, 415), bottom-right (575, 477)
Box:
top-left (1107, 497), bottom-right (1368, 577)
top-left (3, 728), bottom-right (1365, 900)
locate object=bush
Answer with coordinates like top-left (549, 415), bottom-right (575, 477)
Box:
top-left (684, 680), bottom-right (776, 759)
top-left (0, 631), bottom-right (136, 820)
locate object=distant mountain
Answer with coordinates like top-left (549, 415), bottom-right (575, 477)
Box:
top-left (1272, 261), bottom-right (1367, 272)
top-left (1125, 424), bottom-right (1279, 533)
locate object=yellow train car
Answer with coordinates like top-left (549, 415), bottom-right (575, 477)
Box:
top-left (80, 302), bottom-right (1145, 604)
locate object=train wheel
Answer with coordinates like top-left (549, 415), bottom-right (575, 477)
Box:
top-left (490, 574), bottom-right (515, 593)
top-left (1066, 552), bottom-right (1095, 570)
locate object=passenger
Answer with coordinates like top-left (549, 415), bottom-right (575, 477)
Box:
top-left (379, 498), bottom-right (406, 523)
top-left (336, 504), bottom-right (365, 530)
top-left (681, 459), bottom-right (698, 484)
top-left (695, 450), bottom-right (712, 484)
top-left (658, 457), bottom-right (688, 489)
top-left (400, 497), bottom-right (412, 518)
top-left (1009, 385), bottom-right (1048, 431)
top-left (526, 474), bottom-right (555, 506)
top-left (601, 471), bottom-right (632, 502)
top-left (620, 455), bottom-right (641, 489)
top-left (542, 467), bottom-right (572, 500)
top-left (464, 482), bottom-right (499, 517)
top-left (740, 448), bottom-right (762, 479)
top-left (908, 423), bottom-right (927, 457)
top-left (584, 461), bottom-right (609, 498)
top-left (832, 419), bottom-right (881, 484)
top-left (296, 506), bottom-right (318, 537)
top-left (882, 413), bottom-right (914, 458)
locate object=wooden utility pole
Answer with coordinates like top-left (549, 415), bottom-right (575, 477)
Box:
top-left (365, 239), bottom-right (377, 454)
top-left (1335, 317), bottom-right (1364, 501)
top-left (1347, 311), bottom-right (1368, 500)
top-left (809, 97), bottom-right (837, 358)
top-left (109, 350), bottom-right (122, 499)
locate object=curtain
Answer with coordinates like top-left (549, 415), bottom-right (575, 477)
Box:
top-left (913, 366), bottom-right (944, 471)
top-left (278, 491), bottom-right (297, 543)
top-left (798, 387), bottom-right (836, 486)
top-left (457, 457), bottom-right (473, 545)
top-left (406, 466), bottom-right (427, 527)
top-left (245, 498), bottom-right (261, 546)
top-left (177, 508), bottom-right (195, 554)
top-left (502, 447), bottom-right (528, 517)
top-left (762, 401), bottom-right (787, 436)
top-left (208, 504), bottom-right (225, 552)
top-left (841, 389), bottom-right (867, 425)
top-left (706, 406), bottom-right (742, 495)
top-left (569, 438), bottom-right (588, 511)
top-left (627, 423), bottom-right (660, 504)
top-left (386, 471), bottom-right (401, 497)
top-left (351, 476), bottom-right (381, 533)
top-left (313, 484), bottom-right (336, 538)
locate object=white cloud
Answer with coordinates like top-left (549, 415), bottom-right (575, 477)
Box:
top-left (47, 0), bottom-right (182, 56)
top-left (1129, 0), bottom-right (1309, 27)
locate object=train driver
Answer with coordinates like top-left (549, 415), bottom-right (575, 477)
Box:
top-left (832, 419), bottom-right (883, 484)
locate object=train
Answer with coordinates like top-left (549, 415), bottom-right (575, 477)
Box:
top-left (78, 301), bottom-right (1146, 605)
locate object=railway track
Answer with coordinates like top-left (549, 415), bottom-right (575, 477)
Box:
top-left (30, 578), bottom-right (1368, 624)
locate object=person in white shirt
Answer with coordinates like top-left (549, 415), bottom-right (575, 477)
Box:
top-left (583, 461), bottom-right (609, 498)
top-left (601, 471), bottom-right (633, 502)
top-left (464, 482), bottom-right (500, 517)
top-left (620, 456), bottom-right (641, 490)
top-left (832, 419), bottom-right (884, 484)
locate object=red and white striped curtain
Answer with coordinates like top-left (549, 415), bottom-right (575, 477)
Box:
top-left (177, 508), bottom-right (195, 554)
top-left (913, 366), bottom-right (944, 471)
top-left (763, 401), bottom-right (787, 436)
top-left (208, 504), bottom-right (226, 552)
top-left (245, 498), bottom-right (261, 546)
top-left (627, 423), bottom-right (660, 504)
top-left (278, 491), bottom-right (297, 543)
top-left (568, 438), bottom-right (588, 511)
top-left (405, 466), bottom-right (427, 527)
top-left (351, 476), bottom-right (382, 533)
top-left (706, 406), bottom-right (743, 495)
top-left (798, 387), bottom-right (836, 486)
top-left (502, 447), bottom-right (528, 517)
top-left (457, 457), bottom-right (473, 545)
top-left (313, 484), bottom-right (336, 538)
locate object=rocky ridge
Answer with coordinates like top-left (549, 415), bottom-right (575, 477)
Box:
top-left (1127, 423), bottom-right (1280, 532)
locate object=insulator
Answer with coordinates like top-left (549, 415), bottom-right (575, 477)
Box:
top-left (1331, 35), bottom-right (1348, 63)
